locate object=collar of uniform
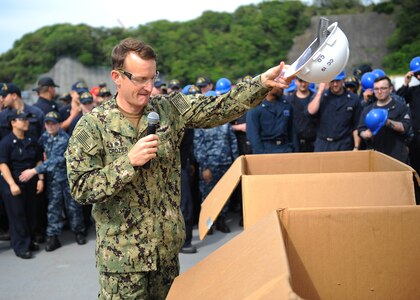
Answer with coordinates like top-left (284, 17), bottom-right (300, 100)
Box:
top-left (103, 97), bottom-right (137, 138)
top-left (104, 97), bottom-right (155, 138)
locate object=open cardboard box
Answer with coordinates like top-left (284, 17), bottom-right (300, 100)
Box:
top-left (199, 150), bottom-right (419, 239)
top-left (168, 206), bottom-right (420, 299)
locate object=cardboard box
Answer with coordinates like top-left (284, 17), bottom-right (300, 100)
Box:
top-left (168, 206), bottom-right (420, 299)
top-left (199, 151), bottom-right (419, 239)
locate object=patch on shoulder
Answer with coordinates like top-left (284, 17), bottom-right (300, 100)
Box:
top-left (170, 93), bottom-right (191, 115)
top-left (75, 129), bottom-right (98, 153)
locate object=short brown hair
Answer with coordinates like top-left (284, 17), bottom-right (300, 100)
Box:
top-left (374, 75), bottom-right (392, 86)
top-left (111, 38), bottom-right (157, 70)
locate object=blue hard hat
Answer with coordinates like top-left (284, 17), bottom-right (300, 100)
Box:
top-left (333, 70), bottom-right (346, 81)
top-left (215, 78), bottom-right (232, 95)
top-left (308, 82), bottom-right (316, 93)
top-left (409, 57), bottom-right (420, 73)
top-left (204, 90), bottom-right (218, 97)
top-left (182, 84), bottom-right (192, 95)
top-left (284, 80), bottom-right (297, 93)
top-left (361, 72), bottom-right (376, 90)
top-left (372, 68), bottom-right (386, 78)
top-left (365, 108), bottom-right (388, 135)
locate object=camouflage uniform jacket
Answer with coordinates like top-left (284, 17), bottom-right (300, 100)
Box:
top-left (35, 129), bottom-right (69, 182)
top-left (65, 76), bottom-right (269, 273)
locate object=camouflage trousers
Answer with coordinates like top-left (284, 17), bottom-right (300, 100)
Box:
top-left (98, 256), bottom-right (179, 300)
top-left (46, 177), bottom-right (85, 236)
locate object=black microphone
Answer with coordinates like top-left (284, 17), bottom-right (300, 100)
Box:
top-left (143, 112), bottom-right (160, 169)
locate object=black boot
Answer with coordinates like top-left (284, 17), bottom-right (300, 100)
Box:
top-left (29, 242), bottom-right (40, 251)
top-left (215, 216), bottom-right (231, 233)
top-left (16, 251), bottom-right (32, 259)
top-left (75, 233), bottom-right (87, 245)
top-left (45, 236), bottom-right (61, 252)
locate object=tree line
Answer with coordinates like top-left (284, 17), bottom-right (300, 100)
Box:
top-left (0, 0), bottom-right (418, 88)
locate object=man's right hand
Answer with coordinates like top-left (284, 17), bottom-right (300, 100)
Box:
top-left (202, 168), bottom-right (212, 183)
top-left (360, 129), bottom-right (373, 140)
top-left (10, 183), bottom-right (21, 196)
top-left (128, 134), bottom-right (159, 167)
top-left (404, 71), bottom-right (414, 86)
top-left (363, 89), bottom-right (373, 101)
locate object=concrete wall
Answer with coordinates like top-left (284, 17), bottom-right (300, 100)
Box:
top-left (25, 57), bottom-right (114, 104)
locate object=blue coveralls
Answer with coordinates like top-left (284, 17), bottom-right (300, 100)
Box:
top-left (306, 89), bottom-right (361, 152)
top-left (35, 129), bottom-right (85, 237)
top-left (0, 133), bottom-right (43, 256)
top-left (246, 96), bottom-right (299, 154)
top-left (194, 123), bottom-right (238, 217)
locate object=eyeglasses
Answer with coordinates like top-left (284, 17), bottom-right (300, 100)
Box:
top-left (15, 117), bottom-right (28, 121)
top-left (373, 87), bottom-right (389, 92)
top-left (118, 69), bottom-right (159, 86)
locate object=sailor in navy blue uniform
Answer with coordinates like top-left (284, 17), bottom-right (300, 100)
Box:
top-left (0, 110), bottom-right (44, 259)
top-left (306, 71), bottom-right (362, 152)
top-left (359, 76), bottom-right (412, 164)
top-left (247, 86), bottom-right (298, 154)
top-left (32, 77), bottom-right (61, 114)
top-left (0, 83), bottom-right (44, 140)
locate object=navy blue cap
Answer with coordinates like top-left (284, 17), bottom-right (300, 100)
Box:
top-left (187, 85), bottom-right (200, 95)
top-left (79, 91), bottom-right (94, 104)
top-left (37, 76), bottom-right (59, 88)
top-left (98, 87), bottom-right (112, 97)
top-left (44, 111), bottom-right (61, 123)
top-left (1, 83), bottom-right (21, 96)
top-left (72, 81), bottom-right (88, 94)
top-left (59, 93), bottom-right (72, 102)
top-left (154, 79), bottom-right (166, 88)
top-left (196, 77), bottom-right (211, 87)
top-left (169, 79), bottom-right (180, 89)
top-left (0, 83), bottom-right (6, 97)
top-left (7, 109), bottom-right (32, 122)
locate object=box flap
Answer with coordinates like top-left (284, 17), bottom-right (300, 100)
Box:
top-left (198, 156), bottom-right (244, 240)
top-left (244, 151), bottom-right (372, 175)
top-left (243, 171), bottom-right (416, 228)
top-left (168, 211), bottom-right (301, 300)
top-left (279, 206), bottom-right (420, 300)
top-left (199, 151), bottom-right (419, 239)
top-left (371, 151), bottom-right (420, 185)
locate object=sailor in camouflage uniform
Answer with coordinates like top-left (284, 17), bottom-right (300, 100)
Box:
top-left (194, 122), bottom-right (238, 233)
top-left (65, 38), bottom-right (292, 299)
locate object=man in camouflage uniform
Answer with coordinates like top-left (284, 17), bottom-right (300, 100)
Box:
top-left (65, 38), bottom-right (292, 299)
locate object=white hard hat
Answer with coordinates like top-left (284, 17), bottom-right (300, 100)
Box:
top-left (284, 22), bottom-right (349, 84)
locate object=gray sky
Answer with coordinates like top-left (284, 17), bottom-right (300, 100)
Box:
top-left (0, 0), bottom-right (264, 54)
